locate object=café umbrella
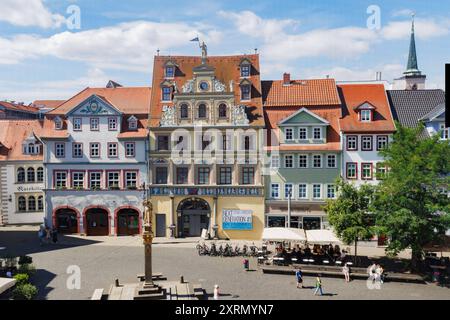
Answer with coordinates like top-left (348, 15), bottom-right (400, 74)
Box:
top-left (262, 228), bottom-right (307, 242)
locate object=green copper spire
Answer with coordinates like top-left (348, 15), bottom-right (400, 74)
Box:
top-left (404, 13), bottom-right (421, 76)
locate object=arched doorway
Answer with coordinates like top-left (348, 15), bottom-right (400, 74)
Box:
top-left (177, 198), bottom-right (210, 237)
top-left (55, 208), bottom-right (79, 234)
top-left (85, 207), bottom-right (109, 236)
top-left (116, 207), bottom-right (140, 236)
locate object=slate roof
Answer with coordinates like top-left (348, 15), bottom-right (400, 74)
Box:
top-left (386, 89), bottom-right (445, 128)
top-left (420, 103), bottom-right (445, 121)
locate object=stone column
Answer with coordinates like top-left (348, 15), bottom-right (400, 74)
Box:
top-left (233, 161), bottom-right (240, 185)
top-left (188, 161), bottom-right (195, 184)
top-left (170, 194), bottom-right (175, 238)
top-left (210, 163), bottom-right (217, 185)
top-left (168, 160), bottom-right (174, 185)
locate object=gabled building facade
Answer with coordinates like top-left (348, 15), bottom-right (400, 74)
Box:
top-left (263, 76), bottom-right (342, 230)
top-left (41, 86), bottom-right (151, 236)
top-left (338, 84), bottom-right (396, 186)
top-left (0, 120), bottom-right (46, 225)
top-left (148, 53), bottom-right (265, 240)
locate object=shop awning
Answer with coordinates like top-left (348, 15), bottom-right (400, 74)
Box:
top-left (262, 228), bottom-right (307, 242)
top-left (305, 229), bottom-right (341, 245)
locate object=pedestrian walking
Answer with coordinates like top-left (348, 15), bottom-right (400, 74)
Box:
top-left (38, 225), bottom-right (46, 246)
top-left (295, 268), bottom-right (304, 289)
top-left (343, 263), bottom-right (350, 282)
top-left (51, 226), bottom-right (58, 244)
top-left (213, 285), bottom-right (220, 300)
top-left (313, 274), bottom-right (323, 296)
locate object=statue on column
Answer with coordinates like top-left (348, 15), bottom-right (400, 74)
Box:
top-left (200, 41), bottom-right (207, 64)
top-left (143, 198), bottom-right (154, 244)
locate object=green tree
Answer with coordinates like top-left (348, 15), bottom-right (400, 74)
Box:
top-left (324, 178), bottom-right (376, 262)
top-left (373, 124), bottom-right (450, 269)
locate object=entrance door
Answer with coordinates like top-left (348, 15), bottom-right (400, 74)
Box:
top-left (117, 209), bottom-right (139, 236)
top-left (86, 208), bottom-right (109, 236)
top-left (177, 198), bottom-right (210, 237)
top-left (156, 214), bottom-right (166, 237)
top-left (56, 209), bottom-right (78, 234)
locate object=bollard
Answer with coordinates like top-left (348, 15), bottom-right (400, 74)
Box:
top-left (180, 275), bottom-right (184, 284)
top-left (115, 279), bottom-right (120, 287)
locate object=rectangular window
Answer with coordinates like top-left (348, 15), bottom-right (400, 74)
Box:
top-left (241, 84), bottom-right (251, 101)
top-left (299, 127), bottom-right (307, 140)
top-left (165, 66), bottom-right (175, 78)
top-left (90, 118), bottom-right (99, 131)
top-left (90, 143), bottom-right (100, 158)
top-left (271, 155), bottom-right (280, 168)
top-left (73, 118), bottom-right (82, 131)
top-left (313, 155), bottom-right (322, 168)
top-left (176, 167), bottom-right (189, 184)
top-left (125, 142), bottom-right (135, 157)
top-left (72, 172), bottom-right (85, 189)
top-left (440, 124), bottom-right (449, 140)
top-left (361, 110), bottom-right (371, 122)
top-left (54, 171), bottom-right (67, 188)
top-left (327, 185), bottom-right (336, 199)
top-left (197, 167), bottom-right (210, 185)
top-left (89, 172), bottom-right (102, 189)
top-left (219, 167), bottom-right (232, 185)
top-left (271, 183), bottom-right (280, 199)
top-left (361, 136), bottom-right (373, 151)
top-left (313, 184), bottom-right (322, 199)
top-left (346, 163), bottom-right (357, 179)
top-left (298, 184), bottom-right (307, 199)
top-left (55, 143), bottom-right (65, 158)
top-left (376, 163), bottom-right (387, 180)
top-left (107, 171), bottom-right (120, 189)
top-left (108, 143), bottom-right (118, 158)
top-left (241, 65), bottom-right (250, 77)
top-left (125, 171), bottom-right (138, 189)
top-left (108, 118), bottom-right (117, 131)
top-left (72, 143), bottom-right (83, 158)
top-left (222, 135), bottom-right (231, 151)
top-left (284, 183), bottom-right (293, 199)
top-left (347, 136), bottom-right (358, 151)
top-left (313, 127), bottom-right (322, 140)
top-left (377, 136), bottom-right (388, 151)
top-left (242, 167), bottom-right (255, 185)
top-left (327, 154), bottom-right (337, 168)
top-left (162, 87), bottom-right (172, 101)
top-left (298, 155), bottom-right (308, 168)
top-left (155, 167), bottom-right (168, 184)
top-left (285, 128), bottom-right (294, 141)
top-left (284, 155), bottom-right (294, 168)
top-left (361, 163), bottom-right (373, 180)
top-left (157, 135), bottom-right (169, 151)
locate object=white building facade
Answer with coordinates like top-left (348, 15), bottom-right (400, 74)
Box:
top-left (41, 87), bottom-right (151, 236)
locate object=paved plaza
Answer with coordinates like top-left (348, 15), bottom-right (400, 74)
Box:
top-left (1, 226), bottom-right (449, 300)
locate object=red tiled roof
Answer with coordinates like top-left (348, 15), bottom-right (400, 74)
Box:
top-left (0, 120), bottom-right (45, 161)
top-left (0, 101), bottom-right (40, 113)
top-left (149, 55), bottom-right (264, 127)
top-left (48, 87), bottom-right (151, 115)
top-left (338, 84), bottom-right (396, 133)
top-left (32, 100), bottom-right (65, 109)
top-left (262, 79), bottom-right (341, 107)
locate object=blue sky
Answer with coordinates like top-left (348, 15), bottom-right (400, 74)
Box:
top-left (0, 0), bottom-right (449, 103)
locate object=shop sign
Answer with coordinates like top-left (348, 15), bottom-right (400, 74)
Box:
top-left (17, 185), bottom-right (43, 192)
top-left (150, 187), bottom-right (261, 197)
top-left (222, 209), bottom-right (253, 230)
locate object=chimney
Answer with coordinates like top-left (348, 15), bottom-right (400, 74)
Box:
top-left (283, 73), bottom-right (291, 86)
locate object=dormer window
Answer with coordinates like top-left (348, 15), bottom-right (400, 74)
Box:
top-left (165, 66), bottom-right (175, 78)
top-left (240, 58), bottom-right (252, 78)
top-left (361, 110), bottom-right (372, 122)
top-left (127, 116), bottom-right (138, 130)
top-left (162, 86), bottom-right (172, 102)
top-left (54, 117), bottom-right (63, 130)
top-left (241, 84), bottom-right (251, 101)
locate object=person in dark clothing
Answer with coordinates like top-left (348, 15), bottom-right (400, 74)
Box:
top-left (51, 226), bottom-right (58, 244)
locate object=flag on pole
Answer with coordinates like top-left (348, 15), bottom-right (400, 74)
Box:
top-left (190, 37), bottom-right (199, 42)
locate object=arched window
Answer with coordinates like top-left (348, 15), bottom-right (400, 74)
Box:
top-left (198, 104), bottom-right (207, 118)
top-left (219, 104), bottom-right (227, 118)
top-left (27, 168), bottom-right (35, 182)
top-left (18, 196), bottom-right (26, 212)
top-left (37, 167), bottom-right (44, 182)
top-left (17, 168), bottom-right (25, 183)
top-left (28, 196), bottom-right (36, 212)
top-left (38, 196), bottom-right (44, 211)
top-left (180, 104), bottom-right (189, 119)
top-left (244, 136), bottom-right (251, 150)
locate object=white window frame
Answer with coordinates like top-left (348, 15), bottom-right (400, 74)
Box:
top-left (313, 127), bottom-right (322, 140)
top-left (327, 184), bottom-right (336, 199)
top-left (362, 136), bottom-right (373, 151)
top-left (312, 154), bottom-right (322, 168)
top-left (72, 172), bottom-right (85, 189)
top-left (271, 183), bottom-right (280, 199)
top-left (298, 154), bottom-right (308, 168)
top-left (270, 155), bottom-right (280, 168)
top-left (284, 155), bottom-right (294, 168)
top-left (327, 154), bottom-right (337, 168)
top-left (73, 118), bottom-right (82, 131)
top-left (284, 183), bottom-right (293, 199)
top-left (298, 183), bottom-right (307, 199)
top-left (108, 117), bottom-right (118, 131)
top-left (361, 110), bottom-right (372, 122)
top-left (55, 143), bottom-right (65, 158)
top-left (313, 184), bottom-right (322, 199)
top-left (107, 171), bottom-right (121, 189)
top-left (89, 172), bottom-right (102, 189)
top-left (285, 128), bottom-right (294, 141)
top-left (440, 124), bottom-right (449, 140)
top-left (298, 127), bottom-right (308, 140)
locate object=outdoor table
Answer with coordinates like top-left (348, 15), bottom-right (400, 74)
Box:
top-left (291, 258), bottom-right (298, 263)
top-left (323, 260), bottom-right (330, 265)
top-left (273, 257), bottom-right (285, 266)
top-left (335, 261), bottom-right (342, 265)
top-left (302, 259), bottom-right (309, 264)
top-left (308, 259), bottom-right (315, 264)
top-left (346, 262), bottom-right (353, 266)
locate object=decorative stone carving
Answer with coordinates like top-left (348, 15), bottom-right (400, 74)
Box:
top-left (182, 80), bottom-right (194, 93)
top-left (160, 105), bottom-right (177, 127)
top-left (231, 105), bottom-right (250, 126)
top-left (229, 80), bottom-right (234, 92)
top-left (213, 79), bottom-right (226, 92)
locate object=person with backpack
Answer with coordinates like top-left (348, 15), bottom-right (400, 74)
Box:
top-left (313, 274), bottom-right (324, 296)
top-left (295, 268), bottom-right (304, 289)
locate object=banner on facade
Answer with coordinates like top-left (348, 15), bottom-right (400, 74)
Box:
top-left (222, 209), bottom-right (253, 230)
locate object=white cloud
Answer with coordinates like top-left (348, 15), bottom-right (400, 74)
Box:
top-left (381, 18), bottom-right (450, 40)
top-left (0, 0), bottom-right (65, 28)
top-left (0, 20), bottom-right (222, 71)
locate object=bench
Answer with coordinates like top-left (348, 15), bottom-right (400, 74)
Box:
top-left (91, 288), bottom-right (104, 300)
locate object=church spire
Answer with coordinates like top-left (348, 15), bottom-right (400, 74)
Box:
top-left (404, 13), bottom-right (421, 76)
